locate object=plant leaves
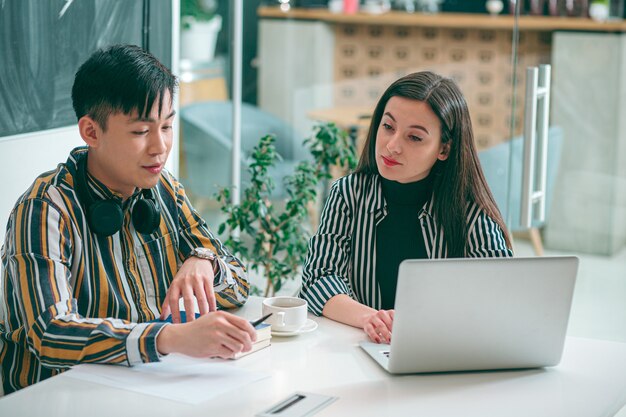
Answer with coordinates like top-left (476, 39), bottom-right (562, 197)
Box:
top-left (216, 122), bottom-right (357, 296)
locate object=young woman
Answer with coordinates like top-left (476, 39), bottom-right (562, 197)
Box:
top-left (300, 71), bottom-right (512, 344)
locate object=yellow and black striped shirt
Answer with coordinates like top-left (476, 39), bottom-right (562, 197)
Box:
top-left (0, 147), bottom-right (249, 394)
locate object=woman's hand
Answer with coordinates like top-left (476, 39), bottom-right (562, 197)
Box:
top-left (363, 309), bottom-right (394, 344)
top-left (322, 295), bottom-right (394, 343)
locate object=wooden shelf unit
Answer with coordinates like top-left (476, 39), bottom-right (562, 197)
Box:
top-left (258, 6), bottom-right (626, 32)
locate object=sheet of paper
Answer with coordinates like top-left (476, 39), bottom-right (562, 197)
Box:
top-left (63, 354), bottom-right (270, 404)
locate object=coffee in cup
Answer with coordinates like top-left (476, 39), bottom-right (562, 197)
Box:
top-left (262, 296), bottom-right (308, 332)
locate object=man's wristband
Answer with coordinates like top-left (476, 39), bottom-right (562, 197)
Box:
top-left (189, 247), bottom-right (217, 262)
top-left (188, 248), bottom-right (221, 285)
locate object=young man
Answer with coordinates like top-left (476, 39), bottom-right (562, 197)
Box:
top-left (0, 44), bottom-right (256, 394)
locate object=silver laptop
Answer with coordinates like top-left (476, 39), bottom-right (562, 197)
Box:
top-left (360, 256), bottom-right (578, 374)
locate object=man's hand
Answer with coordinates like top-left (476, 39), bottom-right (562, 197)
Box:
top-left (156, 311), bottom-right (257, 358)
top-left (363, 309), bottom-right (394, 344)
top-left (160, 256), bottom-right (217, 323)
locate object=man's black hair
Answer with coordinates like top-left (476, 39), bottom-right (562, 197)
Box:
top-left (71, 44), bottom-right (177, 130)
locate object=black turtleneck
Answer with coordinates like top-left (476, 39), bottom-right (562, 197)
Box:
top-left (376, 175), bottom-right (433, 310)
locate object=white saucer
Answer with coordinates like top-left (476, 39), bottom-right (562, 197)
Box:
top-left (271, 319), bottom-right (318, 337)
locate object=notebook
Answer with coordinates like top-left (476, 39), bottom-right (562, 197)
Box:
top-left (233, 323), bottom-right (271, 359)
top-left (360, 256), bottom-right (579, 374)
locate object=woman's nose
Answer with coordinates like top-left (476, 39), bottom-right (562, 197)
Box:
top-left (386, 133), bottom-right (401, 154)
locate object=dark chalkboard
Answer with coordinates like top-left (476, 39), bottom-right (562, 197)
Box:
top-left (0, 0), bottom-right (172, 138)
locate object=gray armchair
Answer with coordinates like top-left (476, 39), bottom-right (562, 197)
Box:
top-left (180, 100), bottom-right (307, 200)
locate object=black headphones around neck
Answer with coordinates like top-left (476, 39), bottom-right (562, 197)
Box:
top-left (75, 154), bottom-right (161, 237)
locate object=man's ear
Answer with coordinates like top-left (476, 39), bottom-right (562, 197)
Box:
top-left (78, 116), bottom-right (101, 148)
top-left (437, 142), bottom-right (451, 161)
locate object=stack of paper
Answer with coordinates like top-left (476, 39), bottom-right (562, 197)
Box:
top-left (64, 354), bottom-right (270, 404)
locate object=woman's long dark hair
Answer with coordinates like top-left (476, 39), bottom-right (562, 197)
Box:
top-left (356, 71), bottom-right (511, 257)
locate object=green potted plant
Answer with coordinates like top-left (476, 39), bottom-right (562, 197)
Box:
top-left (180, 0), bottom-right (222, 62)
top-left (216, 122), bottom-right (357, 297)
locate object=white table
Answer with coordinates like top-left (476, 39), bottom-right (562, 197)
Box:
top-left (2, 296), bottom-right (626, 417)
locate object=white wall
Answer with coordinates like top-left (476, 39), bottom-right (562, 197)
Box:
top-left (0, 125), bottom-right (180, 246)
top-left (0, 126), bottom-right (83, 244)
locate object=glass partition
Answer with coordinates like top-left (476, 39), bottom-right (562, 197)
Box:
top-left (511, 0), bottom-right (626, 345)
top-left (177, 0), bottom-right (626, 351)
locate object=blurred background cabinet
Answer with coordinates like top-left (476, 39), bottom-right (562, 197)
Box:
top-left (547, 31), bottom-right (626, 255)
top-left (257, 7), bottom-right (625, 150)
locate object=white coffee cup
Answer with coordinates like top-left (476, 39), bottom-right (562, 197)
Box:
top-left (262, 296), bottom-right (308, 332)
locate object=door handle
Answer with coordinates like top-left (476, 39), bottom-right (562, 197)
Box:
top-left (521, 64), bottom-right (551, 229)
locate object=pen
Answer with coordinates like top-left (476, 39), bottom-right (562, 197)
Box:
top-left (250, 313), bottom-right (272, 328)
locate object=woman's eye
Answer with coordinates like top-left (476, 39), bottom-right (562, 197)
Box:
top-left (162, 125), bottom-right (173, 131)
top-left (382, 123), bottom-right (392, 130)
top-left (409, 135), bottom-right (423, 142)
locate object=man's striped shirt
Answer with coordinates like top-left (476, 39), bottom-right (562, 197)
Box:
top-left (300, 173), bottom-right (512, 316)
top-left (0, 147), bottom-right (249, 393)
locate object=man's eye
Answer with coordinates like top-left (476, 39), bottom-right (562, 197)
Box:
top-left (132, 130), bottom-right (148, 135)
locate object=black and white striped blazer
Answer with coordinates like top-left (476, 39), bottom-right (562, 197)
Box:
top-left (300, 173), bottom-right (512, 316)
